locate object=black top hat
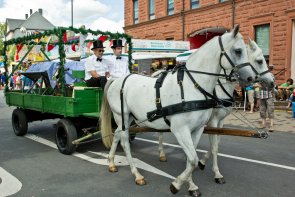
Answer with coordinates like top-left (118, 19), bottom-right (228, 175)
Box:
top-left (111, 39), bottom-right (124, 48)
top-left (91, 40), bottom-right (105, 50)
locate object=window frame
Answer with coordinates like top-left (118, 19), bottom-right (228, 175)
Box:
top-left (133, 0), bottom-right (139, 24)
top-left (254, 23), bottom-right (270, 64)
top-left (191, 0), bottom-right (200, 9)
top-left (149, 0), bottom-right (155, 20)
top-left (167, 0), bottom-right (174, 16)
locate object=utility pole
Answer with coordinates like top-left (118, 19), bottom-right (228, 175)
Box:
top-left (71, 0), bottom-right (73, 27)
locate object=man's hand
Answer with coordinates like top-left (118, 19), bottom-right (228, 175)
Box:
top-left (105, 72), bottom-right (110, 78)
top-left (90, 71), bottom-right (99, 78)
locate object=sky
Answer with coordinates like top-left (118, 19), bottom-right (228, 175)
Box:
top-left (0, 0), bottom-right (124, 32)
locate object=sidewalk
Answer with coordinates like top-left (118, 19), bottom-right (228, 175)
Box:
top-left (224, 110), bottom-right (295, 133)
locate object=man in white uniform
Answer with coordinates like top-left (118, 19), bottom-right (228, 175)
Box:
top-left (105, 39), bottom-right (130, 78)
top-left (85, 40), bottom-right (110, 88)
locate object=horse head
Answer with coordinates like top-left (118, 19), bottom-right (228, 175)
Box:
top-left (247, 38), bottom-right (275, 89)
top-left (219, 25), bottom-right (256, 85)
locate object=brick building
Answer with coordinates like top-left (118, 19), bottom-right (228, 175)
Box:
top-left (124, 0), bottom-right (295, 84)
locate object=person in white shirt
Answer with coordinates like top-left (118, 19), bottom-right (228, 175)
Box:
top-left (105, 39), bottom-right (130, 78)
top-left (85, 40), bottom-right (110, 88)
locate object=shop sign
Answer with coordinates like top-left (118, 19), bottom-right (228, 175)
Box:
top-left (132, 39), bottom-right (189, 52)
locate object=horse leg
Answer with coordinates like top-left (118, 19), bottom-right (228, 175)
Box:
top-left (185, 127), bottom-right (205, 196)
top-left (158, 132), bottom-right (167, 162)
top-left (198, 135), bottom-right (212, 170)
top-left (209, 134), bottom-right (225, 184)
top-left (120, 128), bottom-right (146, 185)
top-left (108, 129), bottom-right (121, 172)
top-left (187, 175), bottom-right (201, 197)
top-left (170, 128), bottom-right (198, 194)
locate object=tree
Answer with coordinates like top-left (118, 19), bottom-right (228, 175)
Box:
top-left (0, 22), bottom-right (6, 55)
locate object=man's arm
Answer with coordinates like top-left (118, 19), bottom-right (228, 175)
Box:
top-left (90, 70), bottom-right (100, 78)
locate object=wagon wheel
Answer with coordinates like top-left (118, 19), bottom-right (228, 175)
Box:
top-left (12, 109), bottom-right (28, 136)
top-left (55, 119), bottom-right (77, 155)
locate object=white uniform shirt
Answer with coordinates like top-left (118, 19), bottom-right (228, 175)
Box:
top-left (104, 55), bottom-right (130, 78)
top-left (84, 55), bottom-right (109, 80)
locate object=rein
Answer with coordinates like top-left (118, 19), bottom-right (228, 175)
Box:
top-left (250, 63), bottom-right (271, 79)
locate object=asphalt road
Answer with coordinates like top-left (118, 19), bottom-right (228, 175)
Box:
top-left (0, 90), bottom-right (295, 197)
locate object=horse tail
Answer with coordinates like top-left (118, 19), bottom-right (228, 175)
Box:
top-left (100, 79), bottom-right (114, 149)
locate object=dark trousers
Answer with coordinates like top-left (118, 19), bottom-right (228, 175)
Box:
top-left (86, 76), bottom-right (107, 88)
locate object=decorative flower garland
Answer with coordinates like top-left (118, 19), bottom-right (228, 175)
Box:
top-left (2, 26), bottom-right (133, 94)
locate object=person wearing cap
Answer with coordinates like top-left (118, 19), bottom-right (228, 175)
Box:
top-left (105, 39), bottom-right (130, 79)
top-left (85, 40), bottom-right (110, 88)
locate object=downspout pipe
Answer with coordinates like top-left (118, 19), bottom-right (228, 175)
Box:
top-left (182, 0), bottom-right (185, 41)
top-left (232, 0), bottom-right (236, 28)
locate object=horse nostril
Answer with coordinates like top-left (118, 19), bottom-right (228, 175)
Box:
top-left (247, 77), bottom-right (253, 82)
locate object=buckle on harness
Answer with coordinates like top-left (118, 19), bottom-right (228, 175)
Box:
top-left (155, 98), bottom-right (161, 104)
top-left (178, 80), bottom-right (183, 85)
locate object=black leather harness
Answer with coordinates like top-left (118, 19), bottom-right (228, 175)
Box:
top-left (146, 64), bottom-right (222, 124)
top-left (117, 36), bottom-right (258, 130)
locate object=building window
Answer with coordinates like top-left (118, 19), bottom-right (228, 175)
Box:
top-left (133, 0), bottom-right (139, 24)
top-left (167, 0), bottom-right (174, 16)
top-left (255, 24), bottom-right (270, 64)
top-left (219, 0), bottom-right (228, 2)
top-left (149, 0), bottom-right (155, 20)
top-left (191, 0), bottom-right (200, 9)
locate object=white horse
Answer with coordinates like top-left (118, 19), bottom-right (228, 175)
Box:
top-left (100, 25), bottom-right (256, 197)
top-left (157, 38), bottom-right (275, 184)
top-left (197, 38), bottom-right (275, 184)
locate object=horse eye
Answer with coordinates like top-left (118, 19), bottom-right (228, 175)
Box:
top-left (235, 49), bottom-right (242, 55)
top-left (256, 60), bottom-right (263, 64)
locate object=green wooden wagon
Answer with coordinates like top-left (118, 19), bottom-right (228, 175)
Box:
top-left (2, 27), bottom-right (133, 154)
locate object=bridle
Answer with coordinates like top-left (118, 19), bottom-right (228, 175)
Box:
top-left (218, 36), bottom-right (253, 82)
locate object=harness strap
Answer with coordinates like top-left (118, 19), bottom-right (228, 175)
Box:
top-left (217, 78), bottom-right (234, 101)
top-left (177, 65), bottom-right (185, 101)
top-left (120, 74), bottom-right (133, 131)
top-left (154, 71), bottom-right (170, 125)
top-left (147, 100), bottom-right (218, 122)
top-left (260, 70), bottom-right (270, 76)
top-left (217, 99), bottom-right (234, 107)
top-left (185, 68), bottom-right (223, 104)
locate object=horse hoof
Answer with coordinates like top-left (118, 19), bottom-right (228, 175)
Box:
top-left (108, 165), bottom-right (118, 173)
top-left (189, 189), bottom-right (202, 197)
top-left (170, 184), bottom-right (179, 194)
top-left (159, 156), bottom-right (167, 162)
top-left (135, 178), bottom-right (146, 185)
top-left (215, 177), bottom-right (226, 184)
top-left (198, 161), bottom-right (205, 170)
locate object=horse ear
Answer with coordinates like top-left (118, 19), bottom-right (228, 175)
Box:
top-left (233, 24), bottom-right (240, 37)
top-left (248, 37), bottom-right (257, 51)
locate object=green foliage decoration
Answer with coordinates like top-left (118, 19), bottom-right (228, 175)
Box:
top-left (2, 26), bottom-right (133, 95)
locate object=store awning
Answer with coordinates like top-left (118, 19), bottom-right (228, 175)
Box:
top-left (189, 27), bottom-right (229, 37)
